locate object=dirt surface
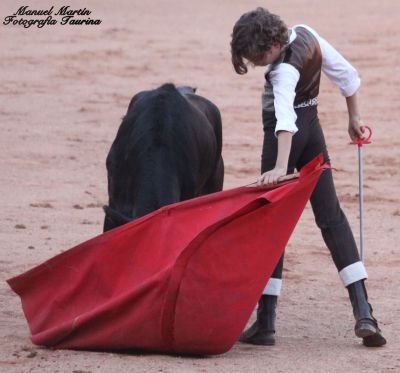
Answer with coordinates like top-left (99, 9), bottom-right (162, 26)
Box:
top-left (1, 0), bottom-right (399, 372)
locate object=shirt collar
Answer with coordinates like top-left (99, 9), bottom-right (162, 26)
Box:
top-left (264, 28), bottom-right (297, 76)
top-left (288, 28), bottom-right (297, 45)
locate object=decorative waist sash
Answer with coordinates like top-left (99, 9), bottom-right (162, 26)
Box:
top-left (294, 97), bottom-right (318, 109)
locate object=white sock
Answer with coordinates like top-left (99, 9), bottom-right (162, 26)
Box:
top-left (339, 261), bottom-right (368, 287)
top-left (262, 277), bottom-right (282, 296)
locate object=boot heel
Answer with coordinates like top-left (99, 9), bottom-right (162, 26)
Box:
top-left (355, 319), bottom-right (377, 338)
top-left (347, 280), bottom-right (386, 347)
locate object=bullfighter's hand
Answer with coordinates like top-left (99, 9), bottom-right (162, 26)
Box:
top-left (348, 116), bottom-right (365, 141)
top-left (257, 167), bottom-right (287, 186)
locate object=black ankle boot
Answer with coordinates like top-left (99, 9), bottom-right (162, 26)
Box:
top-left (239, 294), bottom-right (277, 346)
top-left (347, 280), bottom-right (386, 347)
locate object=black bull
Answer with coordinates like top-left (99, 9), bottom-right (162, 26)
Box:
top-left (103, 83), bottom-right (224, 232)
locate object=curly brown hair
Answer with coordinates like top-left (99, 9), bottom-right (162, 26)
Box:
top-left (231, 8), bottom-right (288, 74)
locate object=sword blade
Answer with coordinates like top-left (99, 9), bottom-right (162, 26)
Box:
top-left (358, 146), bottom-right (364, 262)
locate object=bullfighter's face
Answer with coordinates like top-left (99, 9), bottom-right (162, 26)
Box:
top-left (247, 43), bottom-right (282, 67)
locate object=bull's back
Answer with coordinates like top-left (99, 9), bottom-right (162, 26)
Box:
top-left (183, 93), bottom-right (223, 156)
top-left (121, 84), bottom-right (218, 181)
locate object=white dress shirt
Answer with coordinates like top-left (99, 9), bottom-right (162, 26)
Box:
top-left (266, 25), bottom-right (361, 134)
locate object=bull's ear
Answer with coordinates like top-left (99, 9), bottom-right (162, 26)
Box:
top-left (127, 91), bottom-right (148, 113)
top-left (177, 86), bottom-right (197, 95)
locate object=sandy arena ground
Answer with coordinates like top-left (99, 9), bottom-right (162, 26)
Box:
top-left (1, 0), bottom-right (399, 372)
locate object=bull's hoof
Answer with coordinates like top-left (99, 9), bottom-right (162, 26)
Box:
top-left (239, 321), bottom-right (276, 346)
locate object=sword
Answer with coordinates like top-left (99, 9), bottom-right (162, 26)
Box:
top-left (350, 125), bottom-right (372, 262)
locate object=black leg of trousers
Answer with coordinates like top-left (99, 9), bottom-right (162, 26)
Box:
top-left (261, 129), bottom-right (285, 279)
top-left (295, 117), bottom-right (361, 271)
top-left (307, 170), bottom-right (361, 270)
top-left (261, 108), bottom-right (360, 279)
top-left (261, 109), bottom-right (312, 279)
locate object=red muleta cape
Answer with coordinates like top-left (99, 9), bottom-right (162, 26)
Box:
top-left (7, 156), bottom-right (325, 355)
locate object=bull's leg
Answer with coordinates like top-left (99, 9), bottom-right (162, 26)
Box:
top-left (103, 214), bottom-right (115, 232)
top-left (202, 157), bottom-right (224, 195)
top-left (103, 205), bottom-right (119, 232)
top-left (102, 205), bottom-right (132, 232)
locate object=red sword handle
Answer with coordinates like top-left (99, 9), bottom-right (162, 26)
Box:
top-left (350, 125), bottom-right (372, 147)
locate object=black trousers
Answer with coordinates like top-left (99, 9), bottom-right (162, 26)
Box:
top-left (262, 106), bottom-right (361, 279)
